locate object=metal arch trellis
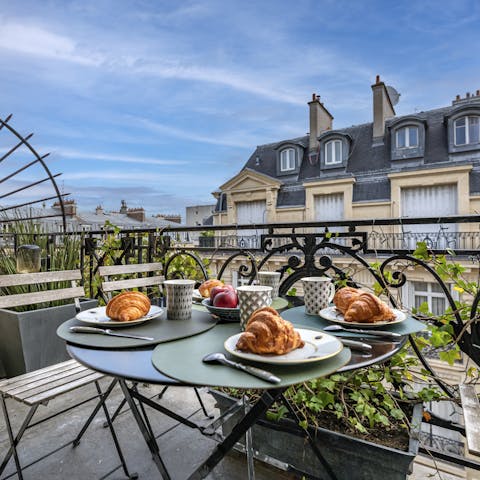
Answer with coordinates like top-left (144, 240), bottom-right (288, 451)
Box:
top-left (0, 114), bottom-right (67, 231)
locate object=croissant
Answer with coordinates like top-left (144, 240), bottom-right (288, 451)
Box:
top-left (198, 279), bottom-right (223, 298)
top-left (236, 307), bottom-right (305, 355)
top-left (333, 287), bottom-right (362, 315)
top-left (106, 291), bottom-right (151, 322)
top-left (334, 287), bottom-right (395, 323)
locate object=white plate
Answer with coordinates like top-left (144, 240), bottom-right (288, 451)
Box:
top-left (224, 328), bottom-right (343, 365)
top-left (319, 306), bottom-right (406, 328)
top-left (76, 305), bottom-right (163, 327)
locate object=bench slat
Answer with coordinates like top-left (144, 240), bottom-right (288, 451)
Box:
top-left (0, 270), bottom-right (81, 287)
top-left (102, 275), bottom-right (164, 292)
top-left (460, 384), bottom-right (480, 457)
top-left (6, 366), bottom-right (89, 396)
top-left (24, 372), bottom-right (104, 405)
top-left (6, 369), bottom-right (99, 402)
top-left (0, 360), bottom-right (79, 389)
top-left (99, 263), bottom-right (164, 276)
top-left (0, 287), bottom-right (85, 309)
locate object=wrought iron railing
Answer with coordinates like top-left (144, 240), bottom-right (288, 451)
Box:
top-left (0, 214), bottom-right (479, 470)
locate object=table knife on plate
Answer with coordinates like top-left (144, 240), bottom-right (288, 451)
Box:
top-left (323, 325), bottom-right (402, 340)
top-left (339, 338), bottom-right (373, 352)
top-left (70, 326), bottom-right (154, 341)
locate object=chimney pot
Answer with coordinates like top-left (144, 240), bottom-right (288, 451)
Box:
top-left (308, 93), bottom-right (333, 151)
top-left (456, 94), bottom-right (461, 100)
top-left (371, 76), bottom-right (395, 140)
top-left (376, 75), bottom-right (380, 84)
top-left (476, 90), bottom-right (480, 96)
top-left (466, 92), bottom-right (471, 98)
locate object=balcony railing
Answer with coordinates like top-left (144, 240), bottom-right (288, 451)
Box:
top-left (0, 214), bottom-right (479, 472)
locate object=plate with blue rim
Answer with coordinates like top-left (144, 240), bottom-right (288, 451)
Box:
top-left (224, 328), bottom-right (343, 365)
top-left (75, 305), bottom-right (164, 327)
top-left (319, 306), bottom-right (406, 328)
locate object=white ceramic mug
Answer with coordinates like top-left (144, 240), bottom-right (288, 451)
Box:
top-left (164, 279), bottom-right (195, 320)
top-left (257, 271), bottom-right (281, 299)
top-left (301, 276), bottom-right (335, 315)
top-left (237, 285), bottom-right (273, 331)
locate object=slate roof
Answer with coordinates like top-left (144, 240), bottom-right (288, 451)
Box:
top-left (228, 98), bottom-right (480, 208)
top-left (2, 205), bottom-right (182, 231)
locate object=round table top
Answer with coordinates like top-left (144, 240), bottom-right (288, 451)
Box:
top-left (66, 306), bottom-right (407, 385)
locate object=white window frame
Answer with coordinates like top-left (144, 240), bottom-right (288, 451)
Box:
top-left (325, 139), bottom-right (342, 165)
top-left (403, 281), bottom-right (459, 316)
top-left (454, 115), bottom-right (480, 146)
top-left (280, 148), bottom-right (295, 172)
top-left (396, 126), bottom-right (419, 149)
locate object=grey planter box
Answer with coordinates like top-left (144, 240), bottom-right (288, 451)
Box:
top-left (210, 390), bottom-right (422, 480)
top-left (0, 299), bottom-right (97, 378)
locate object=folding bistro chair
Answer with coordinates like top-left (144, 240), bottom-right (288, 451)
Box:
top-left (98, 263), bottom-right (211, 420)
top-left (0, 270), bottom-right (136, 480)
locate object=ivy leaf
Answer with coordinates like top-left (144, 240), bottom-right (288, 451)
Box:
top-left (413, 241), bottom-right (430, 260)
top-left (439, 348), bottom-right (461, 366)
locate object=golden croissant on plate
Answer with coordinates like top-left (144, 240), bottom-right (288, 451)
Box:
top-left (106, 291), bottom-right (151, 322)
top-left (236, 307), bottom-right (305, 355)
top-left (333, 287), bottom-right (395, 323)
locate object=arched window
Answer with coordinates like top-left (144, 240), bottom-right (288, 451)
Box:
top-left (396, 126), bottom-right (419, 149)
top-left (325, 139), bottom-right (342, 165)
top-left (280, 148), bottom-right (295, 171)
top-left (454, 116), bottom-right (480, 146)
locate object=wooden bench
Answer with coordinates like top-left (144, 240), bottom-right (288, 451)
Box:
top-left (0, 270), bottom-right (136, 480)
top-left (459, 384), bottom-right (480, 457)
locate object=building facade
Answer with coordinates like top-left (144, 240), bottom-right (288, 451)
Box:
top-left (213, 77), bottom-right (480, 228)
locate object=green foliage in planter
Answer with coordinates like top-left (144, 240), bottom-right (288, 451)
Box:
top-left (0, 218), bottom-right (82, 311)
top-left (85, 221), bottom-right (211, 304)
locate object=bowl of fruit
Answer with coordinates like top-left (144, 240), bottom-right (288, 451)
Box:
top-left (201, 284), bottom-right (239, 322)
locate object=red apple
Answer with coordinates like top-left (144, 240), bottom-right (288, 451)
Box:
top-left (213, 289), bottom-right (238, 308)
top-left (210, 284), bottom-right (235, 302)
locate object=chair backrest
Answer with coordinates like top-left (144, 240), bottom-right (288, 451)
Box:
top-left (0, 270), bottom-right (84, 310)
top-left (98, 263), bottom-right (164, 300)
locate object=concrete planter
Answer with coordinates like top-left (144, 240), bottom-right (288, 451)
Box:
top-left (210, 390), bottom-right (422, 480)
top-left (0, 299), bottom-right (97, 378)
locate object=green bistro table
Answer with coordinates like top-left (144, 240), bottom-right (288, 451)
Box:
top-left (64, 306), bottom-right (410, 480)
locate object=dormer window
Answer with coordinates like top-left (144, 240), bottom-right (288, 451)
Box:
top-left (280, 148), bottom-right (295, 171)
top-left (325, 140), bottom-right (342, 165)
top-left (454, 116), bottom-right (479, 146)
top-left (396, 126), bottom-right (418, 149)
top-left (390, 117), bottom-right (426, 161)
top-left (274, 142), bottom-right (303, 176)
top-left (318, 133), bottom-right (351, 170)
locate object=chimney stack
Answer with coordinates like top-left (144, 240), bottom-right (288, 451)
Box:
top-left (308, 93), bottom-right (333, 152)
top-left (371, 75), bottom-right (395, 141)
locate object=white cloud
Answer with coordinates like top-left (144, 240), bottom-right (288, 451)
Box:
top-left (50, 147), bottom-right (189, 166)
top-left (131, 117), bottom-right (261, 148)
top-left (0, 20), bottom-right (102, 66)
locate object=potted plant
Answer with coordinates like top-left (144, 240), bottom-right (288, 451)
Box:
top-left (210, 349), bottom-right (439, 480)
top-left (0, 226), bottom-right (97, 377)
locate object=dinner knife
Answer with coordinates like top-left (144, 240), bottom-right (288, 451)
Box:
top-left (337, 338), bottom-right (372, 353)
top-left (202, 352), bottom-right (281, 384)
top-left (70, 326), bottom-right (154, 341)
top-left (323, 325), bottom-right (402, 340)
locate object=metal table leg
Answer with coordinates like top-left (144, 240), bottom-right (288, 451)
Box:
top-left (119, 379), bottom-right (172, 480)
top-left (186, 387), bottom-right (286, 480)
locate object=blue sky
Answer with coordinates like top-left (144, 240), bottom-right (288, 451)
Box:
top-left (0, 0), bottom-right (479, 219)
